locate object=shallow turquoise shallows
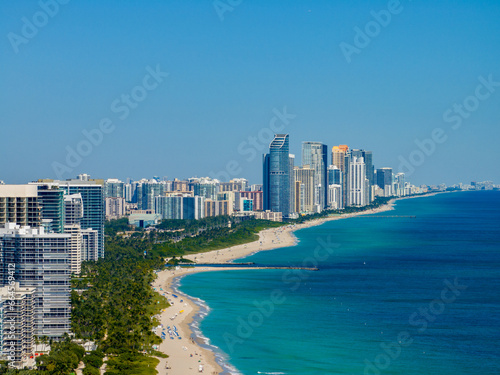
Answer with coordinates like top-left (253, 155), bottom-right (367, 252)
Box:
top-left (178, 191), bottom-right (500, 375)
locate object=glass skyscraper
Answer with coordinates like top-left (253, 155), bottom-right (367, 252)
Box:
top-left (182, 196), bottom-right (204, 220)
top-left (62, 183), bottom-right (104, 258)
top-left (37, 185), bottom-right (65, 233)
top-left (193, 181), bottom-right (219, 200)
top-left (32, 179), bottom-right (104, 259)
top-left (263, 134), bottom-right (291, 218)
top-left (36, 178), bottom-right (105, 259)
top-left (376, 168), bottom-right (394, 197)
top-left (328, 165), bottom-right (342, 185)
top-left (155, 195), bottom-right (183, 220)
top-left (105, 179), bottom-right (125, 198)
top-left (137, 181), bottom-right (168, 210)
top-left (302, 142), bottom-right (328, 209)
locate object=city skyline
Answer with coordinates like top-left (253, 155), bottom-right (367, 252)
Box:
top-left (0, 133), bottom-right (495, 188)
top-left (1, 2), bottom-right (499, 372)
top-left (2, 1), bottom-right (500, 186)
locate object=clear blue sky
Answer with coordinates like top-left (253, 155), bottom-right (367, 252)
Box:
top-left (2, 0), bottom-right (499, 186)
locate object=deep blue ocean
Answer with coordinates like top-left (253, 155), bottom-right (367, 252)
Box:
top-left (178, 191), bottom-right (500, 374)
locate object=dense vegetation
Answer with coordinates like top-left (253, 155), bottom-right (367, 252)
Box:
top-left (104, 217), bottom-right (135, 236)
top-left (156, 215), bottom-right (230, 232)
top-left (159, 218), bottom-right (284, 254)
top-left (0, 336), bottom-right (85, 375)
top-left (70, 237), bottom-right (169, 375)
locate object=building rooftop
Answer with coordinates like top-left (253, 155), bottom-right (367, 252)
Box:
top-left (0, 223), bottom-right (71, 238)
top-left (0, 184), bottom-right (38, 197)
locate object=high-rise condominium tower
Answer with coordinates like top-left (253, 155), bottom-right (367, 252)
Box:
top-left (348, 157), bottom-right (368, 206)
top-left (0, 224), bottom-right (71, 338)
top-left (331, 145), bottom-right (349, 207)
top-left (64, 194), bottom-right (84, 274)
top-left (376, 168), bottom-right (394, 197)
top-left (331, 145), bottom-right (349, 171)
top-left (32, 176), bottom-right (105, 258)
top-left (263, 134), bottom-right (291, 218)
top-left (294, 166), bottom-right (315, 213)
top-left (289, 154), bottom-right (295, 215)
top-left (351, 149), bottom-right (374, 201)
top-left (105, 178), bottom-right (125, 198)
top-left (302, 142), bottom-right (328, 209)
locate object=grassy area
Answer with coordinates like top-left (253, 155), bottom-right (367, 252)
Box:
top-left (151, 219), bottom-right (285, 256)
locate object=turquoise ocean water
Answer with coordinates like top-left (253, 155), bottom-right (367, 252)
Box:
top-left (178, 191), bottom-right (500, 374)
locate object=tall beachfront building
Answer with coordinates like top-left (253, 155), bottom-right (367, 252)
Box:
top-left (331, 145), bottom-right (349, 170)
top-left (294, 166), bottom-right (315, 213)
top-left (331, 145), bottom-right (349, 207)
top-left (289, 154), bottom-right (296, 215)
top-left (376, 168), bottom-right (394, 197)
top-left (328, 165), bottom-right (343, 209)
top-left (394, 173), bottom-right (406, 197)
top-left (32, 176), bottom-right (105, 258)
top-left (263, 134), bottom-right (291, 218)
top-left (64, 194), bottom-right (84, 274)
top-left (348, 157), bottom-right (368, 206)
top-left (350, 149), bottom-right (374, 202)
top-left (328, 165), bottom-right (342, 185)
top-left (302, 142), bottom-right (328, 210)
top-left (63, 176), bottom-right (104, 258)
top-left (0, 223), bottom-right (71, 339)
top-left (327, 185), bottom-right (343, 209)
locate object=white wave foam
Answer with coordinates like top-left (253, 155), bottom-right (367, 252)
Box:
top-left (176, 278), bottom-right (243, 375)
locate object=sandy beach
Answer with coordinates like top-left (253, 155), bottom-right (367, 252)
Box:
top-left (152, 201), bottom-right (396, 374)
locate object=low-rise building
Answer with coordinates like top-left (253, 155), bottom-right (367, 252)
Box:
top-left (253, 210), bottom-right (283, 222)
